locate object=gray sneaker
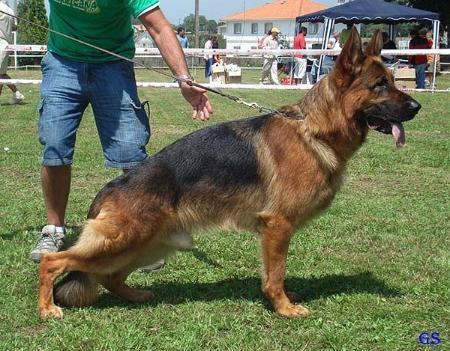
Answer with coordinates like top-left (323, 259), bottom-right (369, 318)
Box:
top-left (30, 225), bottom-right (65, 263)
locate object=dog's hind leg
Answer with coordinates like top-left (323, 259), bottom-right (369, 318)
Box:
top-left (258, 213), bottom-right (310, 318)
top-left (100, 270), bottom-right (154, 303)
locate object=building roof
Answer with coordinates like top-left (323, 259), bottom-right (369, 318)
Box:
top-left (222, 0), bottom-right (327, 21)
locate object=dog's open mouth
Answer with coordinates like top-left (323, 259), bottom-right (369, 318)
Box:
top-left (367, 117), bottom-right (405, 148)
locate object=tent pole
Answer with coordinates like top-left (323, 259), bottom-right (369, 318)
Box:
top-left (389, 24), bottom-right (395, 41)
top-left (318, 17), bottom-right (333, 81)
top-left (431, 20), bottom-right (440, 92)
top-left (293, 21), bottom-right (301, 83)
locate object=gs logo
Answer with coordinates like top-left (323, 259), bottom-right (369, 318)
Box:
top-left (418, 331), bottom-right (441, 346)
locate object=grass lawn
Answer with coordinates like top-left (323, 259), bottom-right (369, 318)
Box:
top-left (0, 70), bottom-right (449, 350)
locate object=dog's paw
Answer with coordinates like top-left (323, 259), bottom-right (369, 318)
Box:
top-left (276, 303), bottom-right (310, 318)
top-left (40, 305), bottom-right (64, 319)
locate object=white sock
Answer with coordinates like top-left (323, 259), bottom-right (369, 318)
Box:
top-left (55, 226), bottom-right (65, 234)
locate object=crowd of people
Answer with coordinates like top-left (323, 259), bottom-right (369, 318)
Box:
top-left (256, 23), bottom-right (438, 89)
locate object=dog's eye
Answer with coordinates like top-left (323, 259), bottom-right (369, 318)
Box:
top-left (373, 77), bottom-right (389, 91)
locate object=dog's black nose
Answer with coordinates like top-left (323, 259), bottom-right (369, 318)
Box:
top-left (406, 100), bottom-right (421, 113)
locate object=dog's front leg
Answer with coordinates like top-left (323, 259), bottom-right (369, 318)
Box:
top-left (38, 252), bottom-right (69, 319)
top-left (259, 214), bottom-right (310, 318)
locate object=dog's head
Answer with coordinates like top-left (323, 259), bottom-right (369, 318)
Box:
top-left (330, 28), bottom-right (421, 147)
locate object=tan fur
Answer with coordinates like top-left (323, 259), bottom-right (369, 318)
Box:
top-left (37, 29), bottom-right (418, 319)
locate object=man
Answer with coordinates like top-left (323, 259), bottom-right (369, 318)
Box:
top-left (408, 28), bottom-right (430, 89)
top-left (30, 1), bottom-right (212, 263)
top-left (329, 32), bottom-right (340, 50)
top-left (258, 30), bottom-right (271, 49)
top-left (381, 31), bottom-right (397, 64)
top-left (293, 26), bottom-right (307, 85)
top-left (260, 27), bottom-right (280, 85)
top-left (204, 35), bottom-right (219, 79)
top-left (176, 26), bottom-right (189, 49)
top-left (0, 0), bottom-right (24, 104)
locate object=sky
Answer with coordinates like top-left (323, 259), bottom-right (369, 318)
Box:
top-left (5, 0), bottom-right (337, 24)
top-left (160, 0), bottom-right (337, 25)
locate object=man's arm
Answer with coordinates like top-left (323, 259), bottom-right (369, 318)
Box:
top-left (139, 7), bottom-right (212, 121)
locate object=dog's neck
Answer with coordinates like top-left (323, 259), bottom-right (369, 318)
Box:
top-left (296, 77), bottom-right (368, 164)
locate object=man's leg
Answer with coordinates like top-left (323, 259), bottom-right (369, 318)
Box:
top-left (261, 59), bottom-right (271, 83)
top-left (270, 59), bottom-right (280, 85)
top-left (0, 73), bottom-right (18, 93)
top-left (418, 64), bottom-right (426, 89)
top-left (42, 166), bottom-right (71, 226)
top-left (31, 52), bottom-right (88, 262)
top-left (0, 73), bottom-right (25, 104)
top-left (30, 166), bottom-right (71, 262)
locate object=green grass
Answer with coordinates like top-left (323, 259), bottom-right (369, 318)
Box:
top-left (0, 71), bottom-right (449, 350)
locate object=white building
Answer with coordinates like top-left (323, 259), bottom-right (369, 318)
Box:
top-left (220, 0), bottom-right (329, 50)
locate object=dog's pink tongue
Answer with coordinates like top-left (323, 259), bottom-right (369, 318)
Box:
top-left (392, 123), bottom-right (405, 148)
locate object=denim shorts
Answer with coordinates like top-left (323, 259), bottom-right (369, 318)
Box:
top-left (38, 52), bottom-right (150, 168)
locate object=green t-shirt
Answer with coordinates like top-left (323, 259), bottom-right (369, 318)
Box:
top-left (47, 0), bottom-right (160, 63)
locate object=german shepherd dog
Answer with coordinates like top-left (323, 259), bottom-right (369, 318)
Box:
top-left (38, 29), bottom-right (421, 319)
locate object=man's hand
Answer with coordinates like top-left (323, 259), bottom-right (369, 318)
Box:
top-left (140, 8), bottom-right (213, 121)
top-left (179, 82), bottom-right (212, 121)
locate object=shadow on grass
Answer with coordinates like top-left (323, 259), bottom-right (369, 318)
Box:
top-left (0, 102), bottom-right (29, 106)
top-left (92, 271), bottom-right (401, 310)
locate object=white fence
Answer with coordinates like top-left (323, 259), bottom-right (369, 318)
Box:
top-left (1, 44), bottom-right (449, 92)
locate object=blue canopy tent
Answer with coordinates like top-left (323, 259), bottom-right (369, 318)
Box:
top-left (296, 0), bottom-right (440, 87)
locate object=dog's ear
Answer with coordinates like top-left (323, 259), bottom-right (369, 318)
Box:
top-left (334, 27), bottom-right (363, 78)
top-left (365, 29), bottom-right (383, 57)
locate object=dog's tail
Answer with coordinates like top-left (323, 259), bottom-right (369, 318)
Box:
top-left (54, 271), bottom-right (99, 307)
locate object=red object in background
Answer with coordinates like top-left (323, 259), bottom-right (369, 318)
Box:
top-left (281, 77), bottom-right (295, 85)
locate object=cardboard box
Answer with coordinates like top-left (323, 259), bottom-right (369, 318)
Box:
top-left (227, 68), bottom-right (241, 76)
top-left (394, 67), bottom-right (416, 89)
top-left (395, 80), bottom-right (416, 90)
top-left (394, 67), bottom-right (416, 79)
top-left (227, 75), bottom-right (242, 84)
top-left (226, 68), bottom-right (242, 84)
top-left (211, 72), bottom-right (226, 84)
top-left (212, 65), bottom-right (225, 73)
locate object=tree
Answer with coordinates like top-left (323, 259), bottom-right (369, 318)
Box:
top-left (385, 0), bottom-right (450, 45)
top-left (16, 0), bottom-right (48, 65)
top-left (182, 14), bottom-right (219, 48)
top-left (407, 0), bottom-right (450, 45)
top-left (17, 0), bottom-right (48, 45)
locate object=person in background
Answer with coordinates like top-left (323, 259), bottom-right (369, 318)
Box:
top-left (339, 23), bottom-right (354, 48)
top-left (293, 26), bottom-right (307, 85)
top-left (29, 1), bottom-right (213, 267)
top-left (329, 32), bottom-right (340, 50)
top-left (258, 30), bottom-right (272, 49)
top-left (381, 31), bottom-right (397, 64)
top-left (204, 35), bottom-right (218, 79)
top-left (0, 0), bottom-right (24, 104)
top-left (362, 41), bottom-right (369, 51)
top-left (423, 30), bottom-right (438, 88)
top-left (260, 27), bottom-right (281, 85)
top-left (176, 26), bottom-right (189, 49)
top-left (408, 28), bottom-right (431, 89)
